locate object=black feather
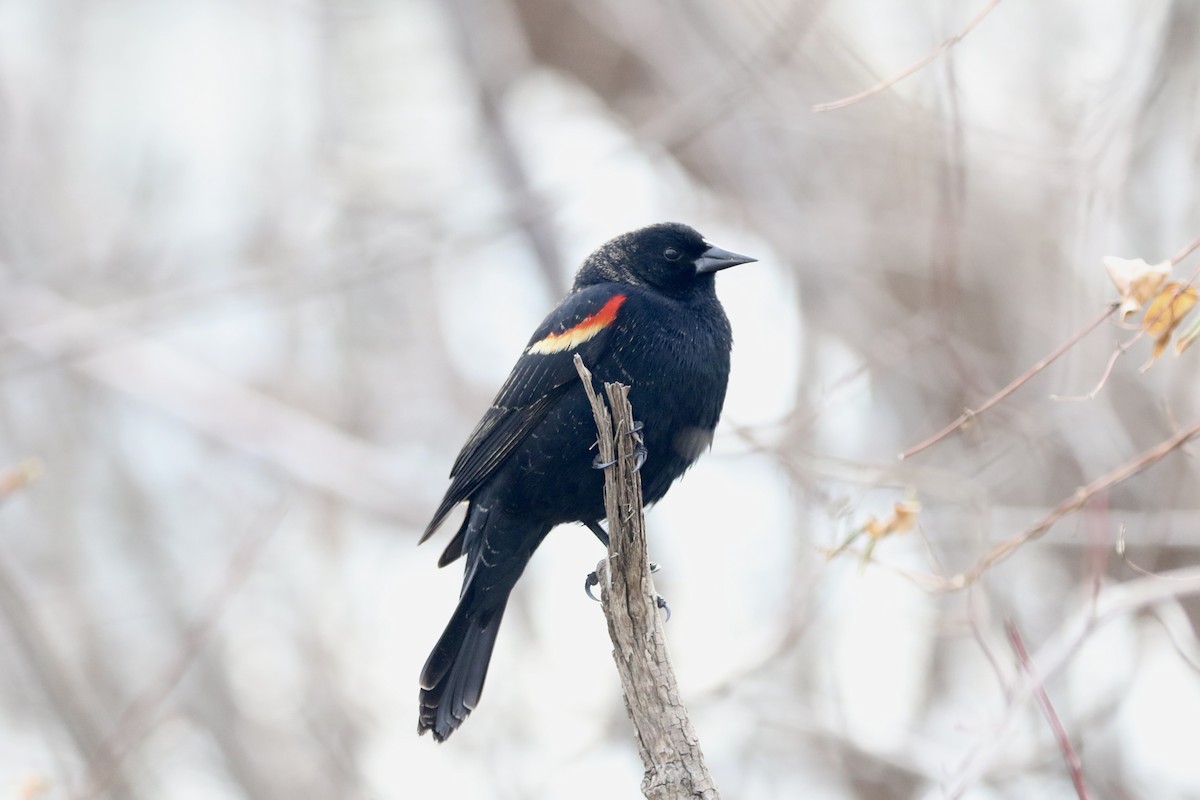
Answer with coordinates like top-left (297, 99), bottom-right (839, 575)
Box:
top-left (416, 222), bottom-right (754, 741)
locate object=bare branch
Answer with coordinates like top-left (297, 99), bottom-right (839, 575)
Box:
top-left (944, 566), bottom-right (1200, 798)
top-left (1005, 621), bottom-right (1090, 800)
top-left (939, 415), bottom-right (1200, 590)
top-left (0, 556), bottom-right (143, 798)
top-left (1168, 233), bottom-right (1200, 266)
top-left (813, 0), bottom-right (1006, 113)
top-left (1057, 251), bottom-right (1200, 398)
top-left (74, 504), bottom-right (287, 800)
top-left (0, 281), bottom-right (419, 523)
top-left (899, 303), bottom-right (1119, 460)
top-left (573, 355), bottom-right (720, 800)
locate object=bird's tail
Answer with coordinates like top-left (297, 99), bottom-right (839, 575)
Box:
top-left (418, 583), bottom-right (510, 742)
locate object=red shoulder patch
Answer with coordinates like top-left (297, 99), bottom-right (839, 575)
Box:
top-left (528, 294), bottom-right (627, 355)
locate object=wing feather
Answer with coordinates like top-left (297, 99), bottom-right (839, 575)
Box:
top-left (421, 286), bottom-right (628, 542)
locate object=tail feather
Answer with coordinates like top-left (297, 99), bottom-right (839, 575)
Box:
top-left (418, 597), bottom-right (507, 742)
top-left (419, 506), bottom-right (548, 741)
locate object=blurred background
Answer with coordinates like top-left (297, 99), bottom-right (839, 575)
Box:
top-left (1, 0), bottom-right (1199, 798)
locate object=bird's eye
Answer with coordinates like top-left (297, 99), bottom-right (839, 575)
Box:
top-left (664, 248), bottom-right (681, 261)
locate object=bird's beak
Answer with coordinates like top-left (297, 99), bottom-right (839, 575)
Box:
top-left (694, 244), bottom-right (757, 274)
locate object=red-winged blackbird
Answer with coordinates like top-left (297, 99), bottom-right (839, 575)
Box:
top-left (418, 222), bottom-right (754, 741)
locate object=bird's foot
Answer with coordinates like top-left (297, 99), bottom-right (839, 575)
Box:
top-left (584, 570), bottom-right (601, 602)
top-left (628, 421), bottom-right (647, 472)
top-left (585, 563), bottom-right (668, 620)
top-left (591, 421), bottom-right (647, 471)
top-left (648, 557), bottom-right (668, 619)
top-left (656, 594), bottom-right (672, 622)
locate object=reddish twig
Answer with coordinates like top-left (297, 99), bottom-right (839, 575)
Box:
top-left (1005, 621), bottom-right (1090, 799)
top-left (937, 417), bottom-right (1200, 592)
top-left (945, 566), bottom-right (1200, 797)
top-left (899, 303), bottom-right (1118, 460)
top-left (813, 0), bottom-right (1005, 112)
top-left (1050, 331), bottom-right (1142, 402)
top-left (1168, 233), bottom-right (1200, 266)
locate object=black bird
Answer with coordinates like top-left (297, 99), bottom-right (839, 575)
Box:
top-left (418, 222), bottom-right (754, 741)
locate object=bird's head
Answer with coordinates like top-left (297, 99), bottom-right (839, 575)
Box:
top-left (574, 222), bottom-right (755, 295)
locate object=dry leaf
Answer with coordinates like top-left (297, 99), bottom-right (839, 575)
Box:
top-left (18, 776), bottom-right (49, 800)
top-left (826, 498), bottom-right (922, 565)
top-left (1142, 282), bottom-right (1199, 360)
top-left (1175, 313), bottom-right (1200, 355)
top-left (0, 459), bottom-right (43, 497)
top-left (1104, 256), bottom-right (1170, 318)
top-left (865, 499), bottom-right (922, 538)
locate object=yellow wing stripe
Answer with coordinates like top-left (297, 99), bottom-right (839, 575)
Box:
top-left (528, 294), bottom-right (627, 355)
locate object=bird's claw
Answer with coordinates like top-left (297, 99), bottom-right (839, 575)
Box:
top-left (628, 420), bottom-right (647, 472)
top-left (592, 422), bottom-right (647, 470)
top-left (586, 560), bottom-right (666, 617)
top-left (656, 594), bottom-right (672, 622)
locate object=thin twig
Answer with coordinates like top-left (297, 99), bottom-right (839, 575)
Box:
top-left (944, 566), bottom-right (1200, 797)
top-left (937, 417), bottom-right (1200, 592)
top-left (904, 233), bottom-right (1200, 457)
top-left (813, 0), bottom-right (1005, 112)
top-left (1050, 331), bottom-right (1142, 402)
top-left (1, 281), bottom-right (418, 522)
top-left (898, 303), bottom-right (1118, 460)
top-left (1057, 243), bottom-right (1200, 397)
top-left (573, 355), bottom-right (720, 800)
top-left (1005, 621), bottom-right (1090, 800)
top-left (1168, 233), bottom-right (1200, 266)
top-left (0, 551), bottom-right (142, 798)
top-left (75, 504), bottom-right (288, 800)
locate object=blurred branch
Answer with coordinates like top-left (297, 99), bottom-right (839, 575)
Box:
top-left (813, 0), bottom-right (1006, 112)
top-left (574, 355), bottom-right (720, 800)
top-left (75, 504), bottom-right (287, 800)
top-left (899, 302), bottom-right (1119, 460)
top-left (0, 281), bottom-right (420, 523)
top-left (1050, 331), bottom-right (1142, 403)
top-left (939, 416), bottom-right (1200, 591)
top-left (1004, 621), bottom-right (1090, 800)
top-left (944, 565), bottom-right (1200, 798)
top-left (0, 557), bottom-right (142, 799)
top-left (1168, 232), bottom-right (1200, 266)
top-left (444, 0), bottom-right (567, 297)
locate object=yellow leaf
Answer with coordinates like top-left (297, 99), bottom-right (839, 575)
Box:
top-left (19, 775), bottom-right (49, 800)
top-left (827, 498), bottom-right (922, 565)
top-left (1104, 256), bottom-right (1170, 319)
top-left (0, 459), bottom-right (42, 497)
top-left (866, 500), bottom-right (922, 539)
top-left (891, 499), bottom-right (921, 534)
top-left (1175, 314), bottom-right (1200, 355)
top-left (1142, 282), bottom-right (1199, 360)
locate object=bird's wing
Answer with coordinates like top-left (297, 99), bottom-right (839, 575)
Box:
top-left (421, 284), bottom-right (632, 542)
